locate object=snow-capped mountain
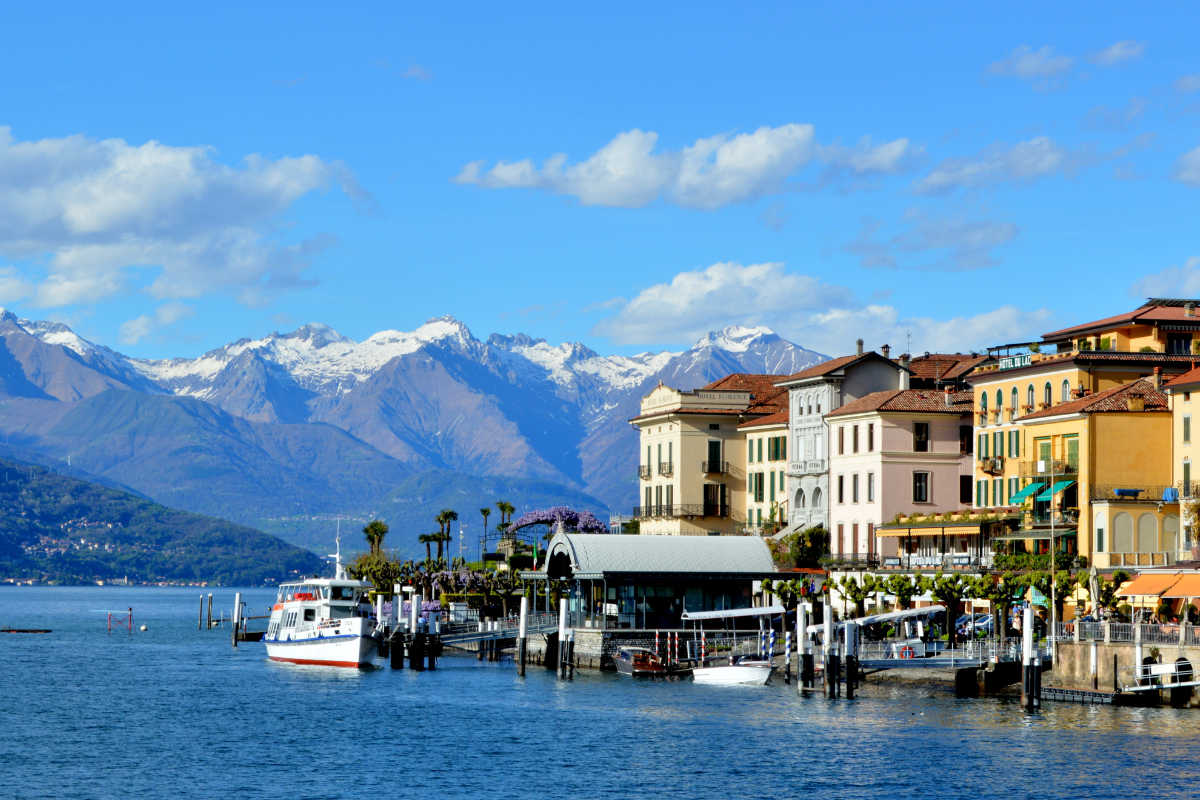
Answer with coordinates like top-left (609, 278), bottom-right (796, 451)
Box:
top-left (0, 311), bottom-right (828, 513)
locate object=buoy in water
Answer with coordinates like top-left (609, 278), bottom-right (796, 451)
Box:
top-left (140, 625), bottom-right (147, 631)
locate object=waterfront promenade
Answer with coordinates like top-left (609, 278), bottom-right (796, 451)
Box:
top-left (6, 585), bottom-right (1200, 799)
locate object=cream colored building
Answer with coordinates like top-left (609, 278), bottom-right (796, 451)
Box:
top-left (629, 374), bottom-right (788, 535)
top-left (738, 410), bottom-right (789, 533)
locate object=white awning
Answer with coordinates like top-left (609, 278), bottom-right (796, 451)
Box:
top-left (681, 604), bottom-right (786, 621)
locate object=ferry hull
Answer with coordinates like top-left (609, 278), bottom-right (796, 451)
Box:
top-left (265, 634), bottom-right (379, 669)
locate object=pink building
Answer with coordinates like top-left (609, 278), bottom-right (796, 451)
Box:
top-left (823, 388), bottom-right (974, 565)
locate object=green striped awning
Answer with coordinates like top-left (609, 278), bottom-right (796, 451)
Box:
top-left (1008, 482), bottom-right (1045, 503)
top-left (1035, 480), bottom-right (1076, 501)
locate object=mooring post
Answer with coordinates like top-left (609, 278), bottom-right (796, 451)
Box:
top-left (518, 596), bottom-right (529, 677)
top-left (477, 616), bottom-right (485, 661)
top-left (207, 593), bottom-right (213, 629)
top-left (1090, 639), bottom-right (1098, 691)
top-left (799, 603), bottom-right (812, 690)
top-left (232, 592), bottom-right (242, 647)
top-left (1020, 606), bottom-right (1035, 711)
top-left (557, 598), bottom-right (568, 679)
top-left (410, 593), bottom-right (424, 671)
top-left (566, 629), bottom-right (575, 679)
top-left (1134, 622), bottom-right (1144, 686)
top-left (822, 603), bottom-right (833, 698)
top-left (198, 595), bottom-right (204, 631)
top-left (784, 629), bottom-right (792, 684)
top-left (844, 621), bottom-right (857, 699)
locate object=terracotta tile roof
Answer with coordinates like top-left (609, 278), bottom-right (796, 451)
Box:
top-left (630, 372), bottom-right (789, 423)
top-left (1019, 378), bottom-right (1169, 421)
top-left (1164, 366), bottom-right (1200, 390)
top-left (738, 409), bottom-right (790, 429)
top-left (1042, 300), bottom-right (1200, 340)
top-left (907, 353), bottom-right (990, 382)
top-left (825, 389), bottom-right (974, 418)
top-left (774, 354), bottom-right (861, 382)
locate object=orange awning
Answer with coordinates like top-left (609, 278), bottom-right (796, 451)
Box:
top-left (1118, 573), bottom-right (1182, 598)
top-left (1162, 574), bottom-right (1200, 598)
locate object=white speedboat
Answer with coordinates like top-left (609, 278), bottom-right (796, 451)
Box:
top-left (693, 656), bottom-right (776, 686)
top-left (263, 534), bottom-right (381, 668)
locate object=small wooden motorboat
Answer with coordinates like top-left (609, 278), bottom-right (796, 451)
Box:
top-left (615, 647), bottom-right (668, 676)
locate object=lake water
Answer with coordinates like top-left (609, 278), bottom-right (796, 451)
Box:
top-left (4, 586), bottom-right (1200, 799)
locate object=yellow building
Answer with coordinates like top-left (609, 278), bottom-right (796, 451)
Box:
top-left (629, 374), bottom-right (787, 535)
top-left (1005, 377), bottom-right (1177, 567)
top-left (1163, 365), bottom-right (1200, 556)
top-left (738, 410), bottom-right (789, 533)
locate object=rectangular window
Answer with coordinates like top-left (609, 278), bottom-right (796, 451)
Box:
top-left (757, 438), bottom-right (763, 463)
top-left (770, 471), bottom-right (776, 502)
top-left (657, 443), bottom-right (662, 468)
top-left (868, 423), bottom-right (875, 452)
top-left (867, 472), bottom-right (875, 502)
top-left (780, 437), bottom-right (786, 461)
top-left (852, 473), bottom-right (859, 503)
top-left (655, 485), bottom-right (662, 512)
top-left (668, 441), bottom-right (672, 467)
top-left (867, 522), bottom-right (875, 556)
top-left (1185, 461), bottom-right (1192, 493)
top-left (757, 508), bottom-right (762, 525)
top-left (993, 431), bottom-right (1002, 459)
top-left (837, 523), bottom-right (844, 555)
top-left (913, 422), bottom-right (929, 452)
top-left (1096, 527), bottom-right (1105, 553)
top-left (1186, 415), bottom-right (1192, 444)
top-left (977, 433), bottom-right (985, 460)
top-left (913, 471), bottom-right (929, 503)
top-left (839, 426), bottom-right (845, 455)
top-left (646, 445), bottom-right (651, 467)
top-left (665, 484), bottom-right (673, 507)
top-left (852, 523), bottom-right (859, 555)
top-left (1009, 477), bottom-right (1018, 500)
top-left (981, 479), bottom-right (988, 507)
top-left (994, 478), bottom-right (1003, 506)
top-left (853, 425), bottom-right (859, 453)
top-left (838, 474), bottom-right (845, 504)
top-left (961, 475), bottom-right (973, 504)
top-left (644, 486), bottom-right (651, 510)
top-left (961, 425), bottom-right (973, 455)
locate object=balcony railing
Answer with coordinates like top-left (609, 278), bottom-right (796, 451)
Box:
top-left (787, 458), bottom-right (827, 476)
top-left (657, 461), bottom-right (674, 476)
top-left (1093, 551), bottom-right (1190, 569)
top-left (879, 554), bottom-right (994, 570)
top-left (1090, 484), bottom-right (1180, 503)
top-left (638, 465), bottom-right (651, 480)
top-left (981, 457), bottom-right (1005, 475)
top-left (820, 555), bottom-right (880, 570)
top-left (1018, 458), bottom-right (1079, 478)
top-left (1021, 509), bottom-right (1079, 527)
top-left (632, 503), bottom-right (729, 519)
top-left (978, 412), bottom-right (988, 426)
top-left (702, 460), bottom-right (729, 475)
top-left (1008, 409), bottom-right (1019, 423)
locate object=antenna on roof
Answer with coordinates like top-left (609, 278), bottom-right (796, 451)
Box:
top-left (906, 330), bottom-right (912, 358)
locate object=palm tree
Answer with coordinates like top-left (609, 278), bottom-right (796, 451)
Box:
top-left (480, 507), bottom-right (491, 537)
top-left (434, 509), bottom-right (458, 563)
top-left (418, 533), bottom-right (436, 563)
top-left (496, 500), bottom-right (515, 538)
top-left (362, 519), bottom-right (389, 556)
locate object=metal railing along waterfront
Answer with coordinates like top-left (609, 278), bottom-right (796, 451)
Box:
top-left (1107, 623), bottom-right (1135, 642)
top-left (1076, 621), bottom-right (1104, 641)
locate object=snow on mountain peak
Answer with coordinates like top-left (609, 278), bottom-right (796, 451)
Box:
top-left (694, 325), bottom-right (778, 353)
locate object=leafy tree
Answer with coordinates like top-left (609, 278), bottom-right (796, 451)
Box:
top-left (918, 571), bottom-right (970, 650)
top-left (347, 551), bottom-right (401, 590)
top-left (885, 573), bottom-right (921, 610)
top-left (362, 519), bottom-right (389, 556)
top-left (775, 525), bottom-right (829, 568)
top-left (837, 575), bottom-right (878, 619)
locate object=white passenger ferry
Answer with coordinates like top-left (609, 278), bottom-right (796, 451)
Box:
top-left (263, 536), bottom-right (381, 668)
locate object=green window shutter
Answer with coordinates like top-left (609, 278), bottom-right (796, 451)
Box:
top-left (781, 437), bottom-right (787, 461)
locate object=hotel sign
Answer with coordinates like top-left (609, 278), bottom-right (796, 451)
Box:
top-left (999, 354), bottom-right (1033, 371)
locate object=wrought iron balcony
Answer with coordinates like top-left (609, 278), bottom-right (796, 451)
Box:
top-left (1021, 508), bottom-right (1080, 527)
top-left (632, 503), bottom-right (728, 519)
top-left (1090, 484), bottom-right (1182, 503)
top-left (638, 465), bottom-right (651, 480)
top-left (657, 461), bottom-right (674, 476)
top-left (702, 460), bottom-right (729, 474)
top-left (981, 456), bottom-right (1005, 475)
top-left (1018, 457), bottom-right (1079, 478)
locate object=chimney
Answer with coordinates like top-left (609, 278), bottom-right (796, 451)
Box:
top-left (856, 338), bottom-right (864, 357)
top-left (898, 354), bottom-right (910, 390)
top-left (944, 386), bottom-right (952, 406)
top-left (1153, 366), bottom-right (1163, 389)
top-left (882, 344), bottom-right (891, 359)
top-left (1186, 302), bottom-right (1196, 318)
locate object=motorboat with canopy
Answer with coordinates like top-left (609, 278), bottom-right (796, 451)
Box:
top-left (681, 605), bottom-right (785, 685)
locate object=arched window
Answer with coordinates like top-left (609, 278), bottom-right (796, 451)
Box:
top-left (1137, 514), bottom-right (1159, 553)
top-left (1164, 515), bottom-right (1180, 553)
top-left (816, 396), bottom-right (821, 414)
top-left (1027, 384), bottom-right (1035, 409)
top-left (812, 487), bottom-right (823, 509)
top-left (1113, 512), bottom-right (1134, 552)
top-left (1044, 382), bottom-right (1052, 406)
top-left (796, 489), bottom-right (806, 508)
top-left (981, 393), bottom-right (988, 412)
top-left (806, 395), bottom-right (812, 415)
top-left (995, 389), bottom-right (1003, 410)
top-left (1061, 380), bottom-right (1070, 403)
top-left (1011, 387), bottom-right (1018, 411)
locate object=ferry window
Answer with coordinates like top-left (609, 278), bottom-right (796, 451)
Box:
top-left (321, 587), bottom-right (330, 599)
top-left (304, 609), bottom-right (316, 621)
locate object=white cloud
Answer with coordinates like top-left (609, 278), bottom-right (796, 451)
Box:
top-left (402, 64), bottom-right (432, 81)
top-left (118, 301), bottom-right (196, 345)
top-left (0, 126), bottom-right (364, 308)
top-left (454, 124), bottom-right (914, 209)
top-left (912, 136), bottom-right (1090, 195)
top-left (986, 45), bottom-right (1074, 89)
top-left (844, 210), bottom-right (1018, 271)
top-left (1175, 74), bottom-right (1200, 93)
top-left (0, 266), bottom-right (33, 303)
top-left (1130, 257), bottom-right (1200, 298)
top-left (1171, 145), bottom-right (1200, 186)
top-left (1084, 96), bottom-right (1148, 132)
top-left (590, 260), bottom-right (1052, 354)
top-left (1091, 40), bottom-right (1146, 67)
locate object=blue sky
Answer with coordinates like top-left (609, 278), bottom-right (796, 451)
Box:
top-left (0, 3), bottom-right (1198, 359)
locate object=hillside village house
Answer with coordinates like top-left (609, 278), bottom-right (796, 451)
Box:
top-left (970, 299), bottom-right (1200, 565)
top-left (824, 388), bottom-right (976, 568)
top-left (629, 374), bottom-right (787, 535)
top-left (738, 410), bottom-right (789, 533)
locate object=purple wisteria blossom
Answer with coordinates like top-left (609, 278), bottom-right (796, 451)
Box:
top-left (511, 506), bottom-right (607, 533)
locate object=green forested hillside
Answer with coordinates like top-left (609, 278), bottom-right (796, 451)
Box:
top-left (0, 458), bottom-right (326, 585)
